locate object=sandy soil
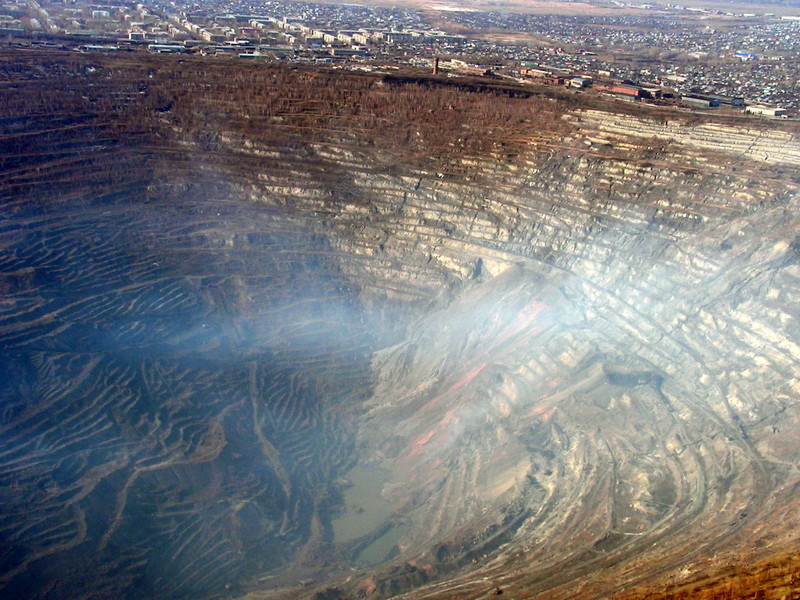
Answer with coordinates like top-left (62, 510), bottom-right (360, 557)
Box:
top-left (316, 0), bottom-right (800, 18)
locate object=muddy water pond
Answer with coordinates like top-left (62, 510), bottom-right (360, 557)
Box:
top-left (332, 463), bottom-right (409, 565)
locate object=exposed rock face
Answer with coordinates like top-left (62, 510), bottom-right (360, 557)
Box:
top-left (1, 51), bottom-right (799, 600)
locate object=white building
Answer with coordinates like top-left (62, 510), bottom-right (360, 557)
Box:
top-left (746, 105), bottom-right (788, 117)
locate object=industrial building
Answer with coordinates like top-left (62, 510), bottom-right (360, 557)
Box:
top-left (603, 83), bottom-right (652, 99)
top-left (746, 105), bottom-right (788, 117)
top-left (686, 93), bottom-right (745, 107)
top-left (681, 96), bottom-right (719, 109)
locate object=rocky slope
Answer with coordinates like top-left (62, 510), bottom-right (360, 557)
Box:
top-left (1, 49), bottom-right (799, 600)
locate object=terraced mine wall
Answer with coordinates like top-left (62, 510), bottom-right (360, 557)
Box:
top-left (1, 49), bottom-right (799, 600)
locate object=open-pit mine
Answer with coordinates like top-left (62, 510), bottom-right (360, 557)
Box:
top-left (1, 49), bottom-right (799, 600)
